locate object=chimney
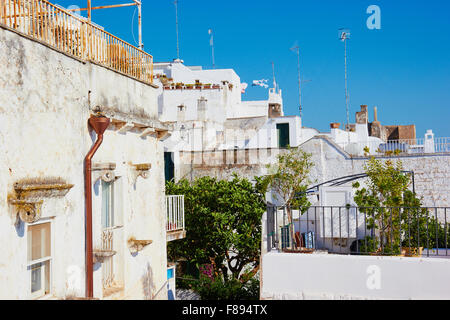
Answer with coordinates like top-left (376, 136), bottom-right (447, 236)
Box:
top-left (355, 105), bottom-right (368, 124)
top-left (373, 106), bottom-right (378, 122)
top-left (197, 97), bottom-right (208, 121)
top-left (177, 105), bottom-right (186, 122)
top-left (330, 123), bottom-right (340, 129)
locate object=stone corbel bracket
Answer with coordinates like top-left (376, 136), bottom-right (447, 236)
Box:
top-left (138, 127), bottom-right (171, 141)
top-left (155, 129), bottom-right (171, 141)
top-left (127, 237), bottom-right (153, 254)
top-left (14, 182), bottom-right (74, 200)
top-left (93, 249), bottom-right (117, 264)
top-left (9, 182), bottom-right (74, 224)
top-left (131, 163), bottom-right (151, 182)
top-left (92, 163), bottom-right (116, 183)
top-left (116, 122), bottom-right (135, 134)
top-left (9, 200), bottom-right (43, 223)
top-left (140, 127), bottom-right (156, 138)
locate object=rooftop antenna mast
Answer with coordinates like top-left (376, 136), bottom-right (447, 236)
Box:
top-left (271, 61), bottom-right (277, 90)
top-left (70, 1), bottom-right (143, 50)
top-left (208, 29), bottom-right (215, 69)
top-left (339, 28), bottom-right (351, 138)
top-left (174, 0), bottom-right (180, 60)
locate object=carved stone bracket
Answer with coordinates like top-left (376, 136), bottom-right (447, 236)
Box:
top-left (140, 127), bottom-right (156, 138)
top-left (92, 162), bottom-right (116, 183)
top-left (156, 129), bottom-right (171, 141)
top-left (131, 163), bottom-right (151, 182)
top-left (116, 122), bottom-right (134, 134)
top-left (9, 180), bottom-right (74, 224)
top-left (14, 182), bottom-right (74, 200)
top-left (93, 249), bottom-right (117, 264)
top-left (9, 200), bottom-right (43, 223)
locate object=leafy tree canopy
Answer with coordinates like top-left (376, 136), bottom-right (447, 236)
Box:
top-left (166, 174), bottom-right (267, 283)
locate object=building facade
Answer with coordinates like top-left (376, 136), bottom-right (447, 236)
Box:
top-left (0, 2), bottom-right (176, 300)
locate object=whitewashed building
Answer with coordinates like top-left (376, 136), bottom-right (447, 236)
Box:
top-left (0, 1), bottom-right (184, 300)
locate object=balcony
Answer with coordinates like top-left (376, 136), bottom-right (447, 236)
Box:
top-left (0, 0), bottom-right (153, 85)
top-left (166, 195), bottom-right (186, 242)
top-left (337, 137), bottom-right (450, 157)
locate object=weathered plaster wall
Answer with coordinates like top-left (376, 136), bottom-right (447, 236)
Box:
top-left (261, 252), bottom-right (450, 300)
top-left (0, 26), bottom-right (167, 299)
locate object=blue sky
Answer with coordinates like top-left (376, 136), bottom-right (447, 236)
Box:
top-left (58, 1), bottom-right (450, 137)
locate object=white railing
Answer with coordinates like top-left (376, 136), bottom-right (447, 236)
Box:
top-left (101, 227), bottom-right (114, 289)
top-left (166, 195), bottom-right (185, 233)
top-left (337, 137), bottom-right (450, 156)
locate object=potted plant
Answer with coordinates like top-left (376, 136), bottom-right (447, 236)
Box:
top-left (203, 83), bottom-right (211, 89)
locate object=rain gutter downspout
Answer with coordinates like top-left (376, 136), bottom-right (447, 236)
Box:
top-left (84, 115), bottom-right (110, 299)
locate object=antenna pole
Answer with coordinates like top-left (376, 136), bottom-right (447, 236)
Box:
top-left (209, 29), bottom-right (215, 69)
top-left (339, 28), bottom-right (351, 142)
top-left (174, 0), bottom-right (180, 60)
top-left (137, 1), bottom-right (143, 50)
top-left (290, 46), bottom-right (302, 118)
top-left (344, 36), bottom-right (349, 135)
top-left (296, 47), bottom-right (302, 118)
top-left (271, 62), bottom-right (276, 89)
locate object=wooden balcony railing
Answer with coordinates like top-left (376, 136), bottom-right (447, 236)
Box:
top-left (0, 0), bottom-right (153, 84)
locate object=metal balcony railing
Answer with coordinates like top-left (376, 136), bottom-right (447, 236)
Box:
top-left (267, 205), bottom-right (450, 258)
top-left (0, 0), bottom-right (153, 84)
top-left (337, 137), bottom-right (450, 156)
top-left (166, 195), bottom-right (185, 233)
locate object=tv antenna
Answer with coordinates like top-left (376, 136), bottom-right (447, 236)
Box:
top-left (209, 29), bottom-right (215, 69)
top-left (339, 28), bottom-right (351, 137)
top-left (290, 44), bottom-right (311, 120)
top-left (69, 1), bottom-right (144, 50)
top-left (271, 62), bottom-right (277, 90)
top-left (174, 0), bottom-right (181, 60)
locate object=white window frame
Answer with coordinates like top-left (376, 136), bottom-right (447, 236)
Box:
top-left (100, 177), bottom-right (124, 290)
top-left (27, 219), bottom-right (53, 299)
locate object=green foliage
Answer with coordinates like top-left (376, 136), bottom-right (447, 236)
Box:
top-left (192, 272), bottom-right (260, 300)
top-left (265, 148), bottom-right (314, 249)
top-left (266, 147), bottom-right (314, 209)
top-left (353, 157), bottom-right (450, 254)
top-left (166, 174), bottom-right (267, 283)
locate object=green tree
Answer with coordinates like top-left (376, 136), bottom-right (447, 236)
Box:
top-left (265, 147), bottom-right (314, 249)
top-left (353, 157), bottom-right (413, 254)
top-left (166, 174), bottom-right (267, 284)
top-left (353, 156), bottom-right (450, 254)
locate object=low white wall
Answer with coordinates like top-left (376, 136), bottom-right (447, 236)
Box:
top-left (261, 252), bottom-right (450, 300)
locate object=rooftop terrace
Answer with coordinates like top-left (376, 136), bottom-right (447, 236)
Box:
top-left (0, 0), bottom-right (153, 84)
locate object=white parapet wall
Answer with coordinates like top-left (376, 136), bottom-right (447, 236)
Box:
top-left (261, 252), bottom-right (450, 300)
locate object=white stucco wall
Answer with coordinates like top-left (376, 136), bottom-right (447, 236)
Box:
top-left (0, 26), bottom-right (168, 299)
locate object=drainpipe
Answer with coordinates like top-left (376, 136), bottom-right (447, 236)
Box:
top-left (84, 115), bottom-right (110, 299)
